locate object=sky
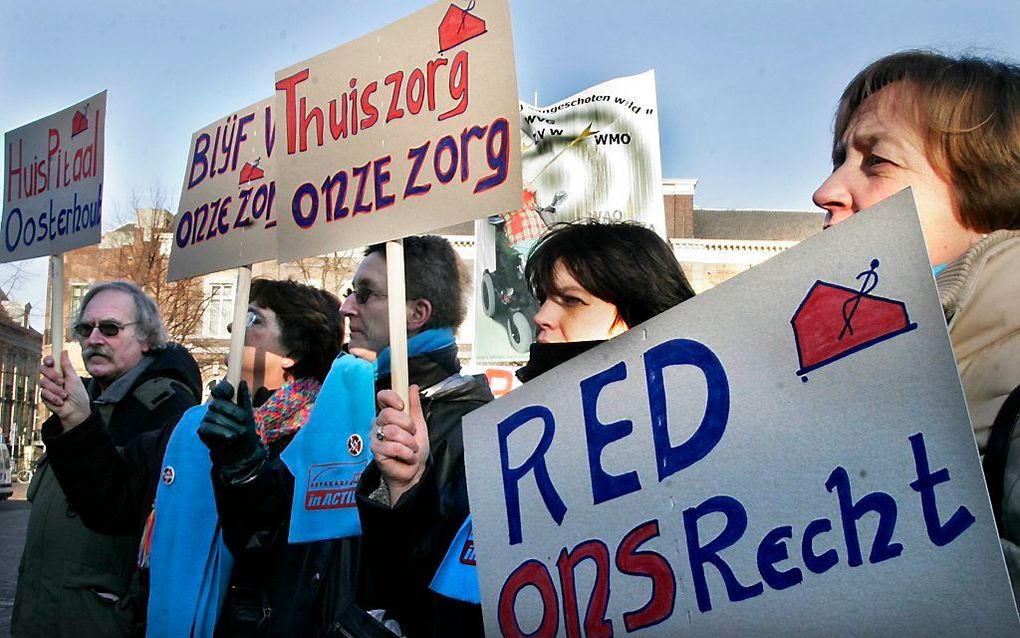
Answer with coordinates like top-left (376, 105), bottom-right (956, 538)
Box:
top-left (2, 0), bottom-right (1018, 329)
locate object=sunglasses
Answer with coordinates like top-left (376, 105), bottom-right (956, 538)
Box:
top-left (345, 286), bottom-right (387, 305)
top-left (73, 320), bottom-right (137, 339)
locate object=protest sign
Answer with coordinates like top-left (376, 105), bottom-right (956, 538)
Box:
top-left (2, 91), bottom-right (106, 262)
top-left (273, 0), bottom-right (521, 262)
top-left (168, 97), bottom-right (278, 282)
top-left (463, 190), bottom-right (1018, 635)
top-left (474, 71), bottom-right (667, 360)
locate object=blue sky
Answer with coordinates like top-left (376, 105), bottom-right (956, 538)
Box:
top-left (3, 0), bottom-right (1018, 328)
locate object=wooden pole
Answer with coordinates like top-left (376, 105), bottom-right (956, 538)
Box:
top-left (225, 264), bottom-right (253, 398)
top-left (386, 240), bottom-right (409, 412)
top-left (49, 254), bottom-right (64, 376)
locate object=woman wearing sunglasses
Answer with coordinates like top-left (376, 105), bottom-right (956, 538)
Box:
top-left (38, 278), bottom-right (344, 637)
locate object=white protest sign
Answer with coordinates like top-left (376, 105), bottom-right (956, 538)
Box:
top-left (464, 190), bottom-right (1018, 635)
top-left (474, 71), bottom-right (667, 359)
top-left (273, 0), bottom-right (521, 261)
top-left (168, 97), bottom-right (278, 281)
top-left (2, 91), bottom-right (106, 262)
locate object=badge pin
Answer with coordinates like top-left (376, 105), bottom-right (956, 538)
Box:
top-left (161, 466), bottom-right (175, 486)
top-left (347, 434), bottom-right (364, 457)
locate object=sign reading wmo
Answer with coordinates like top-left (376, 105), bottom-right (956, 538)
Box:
top-left (168, 97), bottom-right (278, 281)
top-left (2, 91), bottom-right (106, 262)
top-left (274, 0), bottom-right (521, 261)
top-left (464, 190), bottom-right (1019, 635)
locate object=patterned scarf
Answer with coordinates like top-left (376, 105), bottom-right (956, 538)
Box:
top-left (256, 376), bottom-right (321, 443)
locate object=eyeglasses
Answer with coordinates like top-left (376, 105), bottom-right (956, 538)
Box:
top-left (73, 321), bottom-right (137, 339)
top-left (345, 286), bottom-right (387, 304)
top-left (246, 309), bottom-right (262, 328)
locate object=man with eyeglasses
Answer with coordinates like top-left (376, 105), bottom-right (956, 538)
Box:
top-left (14, 281), bottom-right (200, 638)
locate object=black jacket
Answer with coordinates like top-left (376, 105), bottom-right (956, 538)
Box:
top-left (215, 345), bottom-right (492, 637)
top-left (355, 345), bottom-right (493, 638)
top-left (22, 344), bottom-right (200, 638)
top-left (42, 343), bottom-right (203, 535)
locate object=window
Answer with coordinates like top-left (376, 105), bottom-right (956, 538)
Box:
top-left (69, 283), bottom-right (89, 321)
top-left (204, 283), bottom-right (234, 338)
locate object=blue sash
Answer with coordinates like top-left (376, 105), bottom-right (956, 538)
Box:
top-left (375, 328), bottom-right (455, 379)
top-left (147, 405), bottom-right (233, 638)
top-left (281, 355), bottom-right (376, 542)
top-left (429, 515), bottom-right (480, 604)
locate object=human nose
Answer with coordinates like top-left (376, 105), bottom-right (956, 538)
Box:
top-left (532, 300), bottom-right (559, 333)
top-left (813, 168), bottom-right (856, 229)
top-left (340, 293), bottom-right (358, 317)
top-left (84, 326), bottom-right (105, 344)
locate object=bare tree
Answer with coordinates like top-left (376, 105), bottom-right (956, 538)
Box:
top-left (98, 185), bottom-right (212, 344)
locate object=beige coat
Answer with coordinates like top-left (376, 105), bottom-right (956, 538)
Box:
top-left (938, 229), bottom-right (1020, 604)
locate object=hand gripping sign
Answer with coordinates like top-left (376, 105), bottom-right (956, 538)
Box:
top-left (463, 190), bottom-right (1018, 636)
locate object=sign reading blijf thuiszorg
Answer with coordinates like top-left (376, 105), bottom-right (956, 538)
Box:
top-left (2, 91), bottom-right (106, 263)
top-left (168, 97), bottom-right (278, 281)
top-left (274, 0), bottom-right (521, 261)
top-left (464, 190), bottom-right (1019, 635)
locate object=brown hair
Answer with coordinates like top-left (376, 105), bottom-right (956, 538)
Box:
top-left (833, 50), bottom-right (1020, 233)
top-left (249, 279), bottom-right (343, 382)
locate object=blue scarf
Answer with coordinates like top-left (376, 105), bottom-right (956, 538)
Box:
top-left (430, 515), bottom-right (480, 604)
top-left (278, 328), bottom-right (455, 543)
top-left (281, 354), bottom-right (376, 543)
top-left (374, 327), bottom-right (456, 379)
top-left (148, 405), bottom-right (232, 638)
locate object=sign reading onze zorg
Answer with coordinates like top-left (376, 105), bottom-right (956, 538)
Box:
top-left (3, 91), bottom-right (106, 262)
top-left (168, 97), bottom-right (279, 281)
top-left (464, 190), bottom-right (1018, 635)
top-left (274, 0), bottom-right (521, 261)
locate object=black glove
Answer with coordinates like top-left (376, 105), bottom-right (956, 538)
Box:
top-left (198, 380), bottom-right (268, 485)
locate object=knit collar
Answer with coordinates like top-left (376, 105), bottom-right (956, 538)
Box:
top-left (936, 229), bottom-right (1020, 321)
top-left (255, 376), bottom-right (322, 443)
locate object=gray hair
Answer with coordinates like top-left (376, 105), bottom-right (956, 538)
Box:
top-left (75, 281), bottom-right (169, 350)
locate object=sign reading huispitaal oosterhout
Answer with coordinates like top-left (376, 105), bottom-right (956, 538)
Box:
top-left (2, 91), bottom-right (106, 262)
top-left (274, 0), bottom-right (521, 261)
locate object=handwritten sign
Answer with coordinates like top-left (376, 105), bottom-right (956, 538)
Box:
top-left (474, 71), bottom-right (667, 360)
top-left (463, 190), bottom-right (1018, 635)
top-left (168, 97), bottom-right (278, 281)
top-left (273, 0), bottom-right (521, 261)
top-left (2, 91), bottom-right (106, 262)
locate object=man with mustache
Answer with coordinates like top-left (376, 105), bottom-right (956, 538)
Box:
top-left (13, 281), bottom-right (200, 638)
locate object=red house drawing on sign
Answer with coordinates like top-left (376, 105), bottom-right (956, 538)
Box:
top-left (72, 105), bottom-right (90, 138)
top-left (438, 2), bottom-right (487, 52)
top-left (238, 159), bottom-right (265, 185)
top-left (791, 259), bottom-right (917, 377)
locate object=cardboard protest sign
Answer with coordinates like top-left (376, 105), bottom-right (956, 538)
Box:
top-left (168, 97), bottom-right (278, 281)
top-left (474, 71), bottom-right (667, 360)
top-left (464, 190), bottom-right (1018, 635)
top-left (274, 0), bottom-right (521, 262)
top-left (2, 91), bottom-right (106, 262)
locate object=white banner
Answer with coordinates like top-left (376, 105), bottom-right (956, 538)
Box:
top-left (474, 71), bottom-right (667, 360)
top-left (274, 0), bottom-right (521, 262)
top-left (464, 190), bottom-right (1018, 635)
top-left (169, 97), bottom-right (278, 281)
top-left (2, 91), bottom-right (106, 262)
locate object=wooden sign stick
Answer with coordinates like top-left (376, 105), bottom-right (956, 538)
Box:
top-left (225, 264), bottom-right (253, 398)
top-left (386, 240), bottom-right (409, 412)
top-left (49, 254), bottom-right (64, 376)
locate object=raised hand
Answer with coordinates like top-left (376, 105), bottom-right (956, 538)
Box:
top-left (38, 351), bottom-right (91, 431)
top-left (372, 384), bottom-right (429, 505)
top-left (198, 380), bottom-right (268, 485)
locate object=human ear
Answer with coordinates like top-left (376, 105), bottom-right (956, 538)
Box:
top-left (406, 298), bottom-right (433, 331)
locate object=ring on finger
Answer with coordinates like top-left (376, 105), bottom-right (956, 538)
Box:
top-left (375, 425), bottom-right (385, 442)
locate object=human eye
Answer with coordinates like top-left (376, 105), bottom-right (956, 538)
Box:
top-left (863, 153), bottom-right (892, 169)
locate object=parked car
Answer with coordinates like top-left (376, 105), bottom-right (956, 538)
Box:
top-left (0, 445), bottom-right (12, 500)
